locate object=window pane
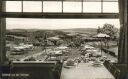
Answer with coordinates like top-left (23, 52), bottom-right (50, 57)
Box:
top-left (64, 0), bottom-right (82, 2)
top-left (43, 1), bottom-right (62, 12)
top-left (103, 2), bottom-right (119, 13)
top-left (103, 0), bottom-right (118, 1)
top-left (6, 1), bottom-right (22, 12)
top-left (84, 0), bottom-right (101, 2)
top-left (64, 0), bottom-right (118, 1)
top-left (63, 2), bottom-right (81, 13)
top-left (6, 18), bottom-right (120, 29)
top-left (83, 2), bottom-right (101, 13)
top-left (85, 0), bottom-right (118, 2)
top-left (23, 1), bottom-right (42, 12)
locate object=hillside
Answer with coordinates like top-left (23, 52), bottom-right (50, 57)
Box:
top-left (59, 28), bottom-right (97, 35)
top-left (6, 28), bottom-right (98, 37)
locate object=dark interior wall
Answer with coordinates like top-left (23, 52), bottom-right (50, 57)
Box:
top-left (1, 62), bottom-right (63, 79)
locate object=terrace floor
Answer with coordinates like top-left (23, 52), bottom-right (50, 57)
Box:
top-left (61, 62), bottom-right (115, 79)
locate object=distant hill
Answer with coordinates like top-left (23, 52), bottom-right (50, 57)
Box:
top-left (6, 29), bottom-right (41, 32)
top-left (6, 28), bottom-right (98, 36)
top-left (59, 28), bottom-right (97, 35)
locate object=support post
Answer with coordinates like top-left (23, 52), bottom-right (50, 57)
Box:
top-left (118, 0), bottom-right (128, 66)
top-left (118, 0), bottom-right (128, 78)
top-left (0, 0), bottom-right (6, 64)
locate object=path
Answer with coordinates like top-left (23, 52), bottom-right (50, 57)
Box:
top-left (61, 62), bottom-right (115, 79)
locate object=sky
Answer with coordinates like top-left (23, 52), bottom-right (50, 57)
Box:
top-left (6, 18), bottom-right (120, 29)
top-left (6, 1), bottom-right (120, 29)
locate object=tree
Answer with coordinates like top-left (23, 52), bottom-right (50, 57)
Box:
top-left (97, 23), bottom-right (119, 39)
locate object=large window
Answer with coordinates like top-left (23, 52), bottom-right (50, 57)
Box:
top-left (4, 0), bottom-right (120, 62)
top-left (6, 18), bottom-right (120, 61)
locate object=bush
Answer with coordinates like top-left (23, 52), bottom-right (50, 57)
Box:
top-left (24, 57), bottom-right (36, 61)
top-left (66, 60), bottom-right (75, 66)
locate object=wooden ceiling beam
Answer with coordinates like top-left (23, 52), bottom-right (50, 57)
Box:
top-left (1, 12), bottom-right (119, 19)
